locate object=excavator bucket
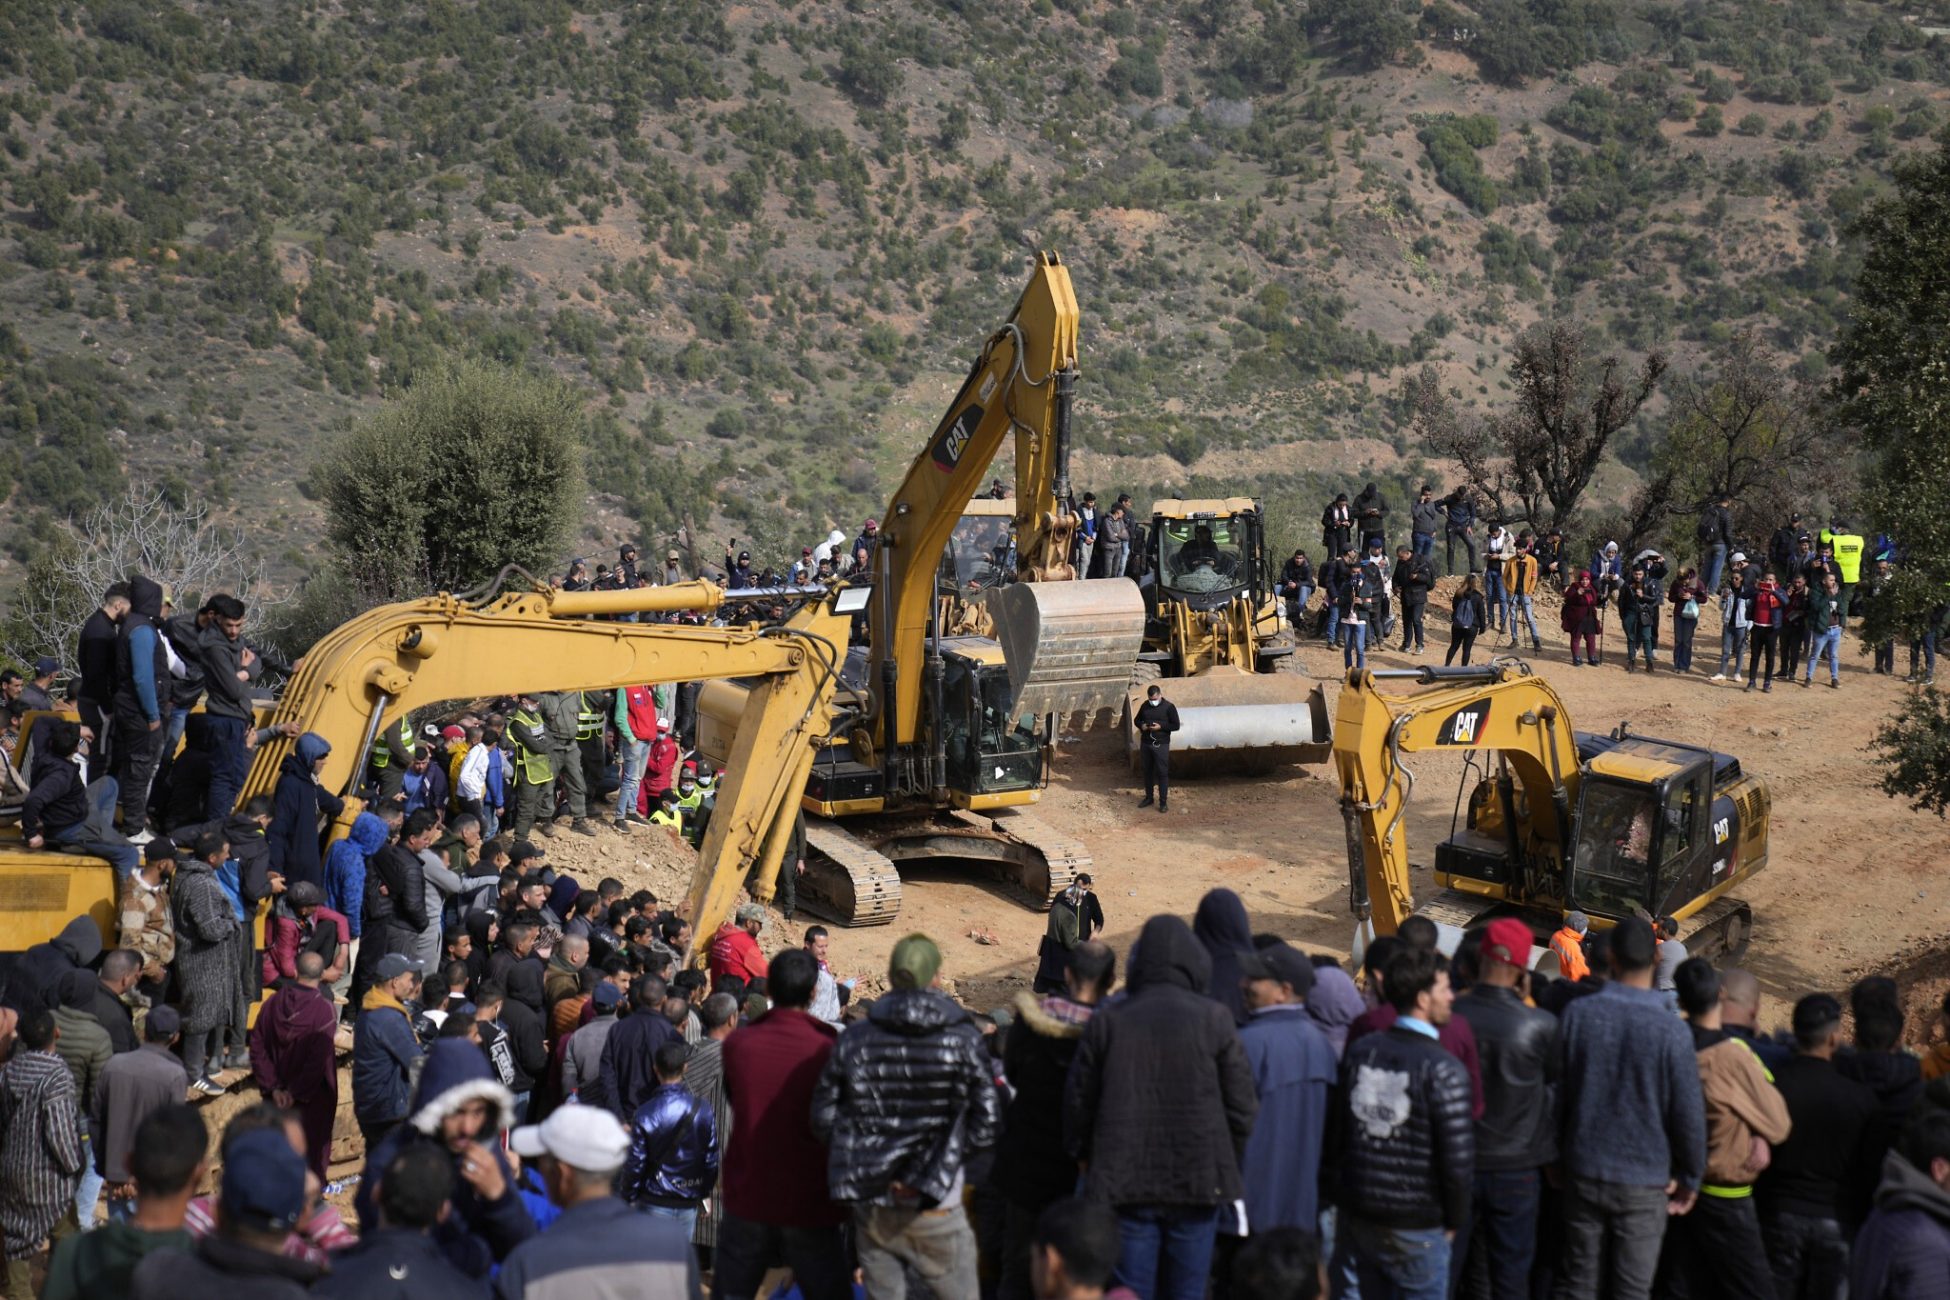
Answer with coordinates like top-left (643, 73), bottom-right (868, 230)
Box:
top-left (989, 579), bottom-right (1147, 725)
top-left (1124, 668), bottom-right (1333, 775)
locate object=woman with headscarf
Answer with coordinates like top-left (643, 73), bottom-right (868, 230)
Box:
top-left (268, 732), bottom-right (344, 892)
top-left (1193, 888), bottom-right (1254, 1026)
top-left (1562, 569), bottom-right (1602, 667)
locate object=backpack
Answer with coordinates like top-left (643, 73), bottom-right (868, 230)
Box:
top-left (1454, 596), bottom-right (1477, 631)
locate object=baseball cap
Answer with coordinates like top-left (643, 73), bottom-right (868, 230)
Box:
top-left (32, 656), bottom-right (58, 675)
top-left (1480, 918), bottom-right (1533, 968)
top-left (1238, 942), bottom-right (1316, 997)
top-left (510, 1104), bottom-right (631, 1173)
top-left (1731, 551), bottom-right (1747, 563)
top-left (888, 933), bottom-right (943, 990)
top-left (737, 550), bottom-right (750, 563)
top-left (509, 842), bottom-right (545, 866)
top-left (666, 549), bottom-right (680, 561)
top-left (145, 1004), bottom-right (182, 1040)
top-left (441, 724), bottom-right (466, 741)
top-left (863, 518), bottom-right (878, 529)
top-left (593, 982), bottom-right (624, 1010)
top-left (656, 717), bottom-right (671, 731)
top-left (375, 953), bottom-right (426, 981)
top-left (221, 1128), bottom-right (307, 1232)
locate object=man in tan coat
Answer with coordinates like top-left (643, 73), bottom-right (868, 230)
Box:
top-left (1660, 957), bottom-right (1792, 1298)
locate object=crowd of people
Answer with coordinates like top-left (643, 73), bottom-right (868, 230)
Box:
top-left (1272, 485), bottom-right (1946, 686)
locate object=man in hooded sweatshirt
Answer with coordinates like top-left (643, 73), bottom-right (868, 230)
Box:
top-left (811, 934), bottom-right (1003, 1300)
top-left (356, 1037), bottom-right (537, 1280)
top-left (3, 915), bottom-right (103, 1017)
top-left (266, 733), bottom-right (340, 891)
top-left (249, 952), bottom-right (340, 1181)
top-left (1066, 915), bottom-right (1258, 1300)
top-left (110, 575), bottom-right (169, 842)
top-left (1849, 1107), bottom-right (1950, 1299)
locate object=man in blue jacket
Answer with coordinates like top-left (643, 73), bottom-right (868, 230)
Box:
top-left (1232, 942), bottom-right (1335, 1255)
top-left (353, 953), bottom-right (426, 1148)
top-left (111, 575), bottom-right (170, 843)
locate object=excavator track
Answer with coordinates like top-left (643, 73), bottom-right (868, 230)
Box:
top-left (800, 819), bottom-right (904, 928)
top-left (1676, 894), bottom-right (1754, 967)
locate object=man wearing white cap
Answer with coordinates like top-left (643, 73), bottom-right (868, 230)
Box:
top-left (496, 1106), bottom-right (700, 1298)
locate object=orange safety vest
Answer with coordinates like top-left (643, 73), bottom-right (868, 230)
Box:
top-left (1550, 927), bottom-right (1590, 982)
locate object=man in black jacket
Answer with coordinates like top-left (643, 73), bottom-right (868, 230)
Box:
top-left (111, 574), bottom-right (171, 842)
top-left (1451, 920), bottom-right (1557, 1300)
top-left (993, 941), bottom-right (1116, 1300)
top-left (197, 594), bottom-right (259, 818)
top-left (352, 809), bottom-right (435, 1010)
top-left (1067, 915), bottom-right (1256, 1300)
top-left (811, 934), bottom-right (1001, 1300)
top-left (1391, 545), bottom-right (1435, 655)
top-left (1331, 944), bottom-right (1474, 1299)
top-left (1353, 483), bottom-right (1389, 554)
top-left (22, 719), bottom-right (141, 876)
top-left (75, 582), bottom-right (129, 782)
top-left (1132, 685), bottom-right (1179, 814)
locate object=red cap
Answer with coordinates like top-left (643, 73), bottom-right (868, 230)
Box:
top-left (864, 519), bottom-right (878, 529)
top-left (682, 760), bottom-right (698, 772)
top-left (656, 718), bottom-right (670, 731)
top-left (440, 725), bottom-right (465, 741)
top-left (1480, 918), bottom-right (1533, 967)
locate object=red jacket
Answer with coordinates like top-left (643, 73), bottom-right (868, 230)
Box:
top-left (639, 736), bottom-right (681, 812)
top-left (1561, 581), bottom-right (1600, 634)
top-left (261, 906), bottom-right (349, 985)
top-left (709, 923), bottom-right (769, 983)
top-left (622, 685), bottom-right (660, 742)
top-left (720, 1008), bottom-right (845, 1227)
top-left (248, 981), bottom-right (340, 1105)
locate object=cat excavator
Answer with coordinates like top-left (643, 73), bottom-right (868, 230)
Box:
top-left (1335, 660), bottom-right (1769, 970)
top-left (2, 577), bottom-right (869, 964)
top-left (1123, 497), bottom-right (1331, 774)
top-left (697, 251), bottom-right (1147, 925)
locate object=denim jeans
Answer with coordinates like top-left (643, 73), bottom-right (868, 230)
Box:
top-left (1459, 1167), bottom-right (1539, 1300)
top-left (204, 714), bottom-right (250, 819)
top-left (105, 1194), bottom-right (136, 1225)
top-left (74, 1132), bottom-right (102, 1229)
top-left (1412, 532), bottom-right (1435, 561)
top-left (1506, 594), bottom-right (1539, 646)
top-left (1913, 631), bottom-right (1939, 679)
top-left (1326, 604), bottom-right (1343, 645)
top-left (1113, 1203), bottom-right (1218, 1300)
top-left (645, 1201), bottom-right (699, 1241)
top-left (51, 777), bottom-right (141, 877)
top-left (1288, 584), bottom-right (1315, 634)
top-left (1702, 543), bottom-right (1728, 596)
top-left (1338, 1216), bottom-right (1451, 1300)
top-left (1806, 627), bottom-right (1842, 683)
top-left (1717, 626), bottom-right (1748, 676)
top-left (856, 1204), bottom-right (980, 1300)
top-left (1673, 616), bottom-right (1698, 671)
top-left (1344, 622), bottom-right (1368, 671)
top-left (614, 735), bottom-right (649, 821)
top-left (1554, 1177), bottom-right (1669, 1300)
top-left (1484, 569), bottom-right (1506, 627)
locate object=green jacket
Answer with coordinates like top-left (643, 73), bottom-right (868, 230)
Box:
top-left (53, 1004), bottom-right (112, 1110)
top-left (42, 1223), bottom-right (193, 1300)
top-left (1807, 588), bottom-right (1845, 635)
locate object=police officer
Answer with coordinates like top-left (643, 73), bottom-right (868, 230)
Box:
top-left (1132, 683), bottom-right (1180, 814)
top-left (541, 690), bottom-right (596, 836)
top-left (369, 714), bottom-right (416, 803)
top-left (507, 691), bottom-right (556, 842)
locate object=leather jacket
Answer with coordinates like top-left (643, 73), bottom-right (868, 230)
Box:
top-left (1331, 1025), bottom-right (1474, 1230)
top-left (619, 1082), bottom-right (719, 1206)
top-left (1452, 985), bottom-right (1560, 1171)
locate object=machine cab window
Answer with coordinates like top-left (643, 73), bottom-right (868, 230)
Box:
top-left (1157, 515), bottom-right (1248, 598)
top-left (1573, 764), bottom-right (1711, 917)
top-left (940, 511), bottom-right (1016, 597)
top-left (941, 653), bottom-right (1044, 797)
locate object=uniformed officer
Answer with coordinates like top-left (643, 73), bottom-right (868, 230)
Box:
top-left (1132, 683), bottom-right (1181, 814)
top-left (507, 691), bottom-right (555, 842)
top-left (541, 690), bottom-right (596, 836)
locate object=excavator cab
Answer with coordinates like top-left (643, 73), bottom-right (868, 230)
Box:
top-left (1571, 759), bottom-right (1719, 920)
top-left (939, 641), bottom-right (1046, 798)
top-left (1155, 514), bottom-right (1252, 601)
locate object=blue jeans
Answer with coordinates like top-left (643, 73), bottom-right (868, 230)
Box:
top-left (75, 1133), bottom-right (102, 1229)
top-left (645, 1202), bottom-right (698, 1239)
top-left (1337, 1217), bottom-right (1450, 1300)
top-left (1114, 1204), bottom-right (1218, 1300)
top-left (1326, 604), bottom-right (1343, 644)
top-left (1506, 593), bottom-right (1539, 646)
top-left (1718, 626), bottom-right (1748, 676)
top-left (204, 714), bottom-right (250, 818)
top-left (1702, 544), bottom-right (1728, 596)
top-left (1412, 532), bottom-right (1435, 561)
top-left (1807, 626), bottom-right (1842, 683)
top-left (1460, 1167), bottom-right (1539, 1300)
top-left (106, 1194), bottom-right (136, 1224)
top-left (1344, 622), bottom-right (1367, 671)
top-left (1910, 632), bottom-right (1937, 678)
top-left (1484, 569), bottom-right (1506, 626)
top-left (1287, 583), bottom-right (1315, 634)
top-left (614, 735), bottom-right (649, 820)
top-left (51, 778), bottom-right (140, 877)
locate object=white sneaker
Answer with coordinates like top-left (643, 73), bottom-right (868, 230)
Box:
top-left (126, 829), bottom-right (155, 846)
top-left (1732, 673), bottom-right (1743, 682)
top-left (1709, 673), bottom-right (1726, 682)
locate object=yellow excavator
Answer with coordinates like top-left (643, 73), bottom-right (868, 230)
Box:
top-left (1124, 497), bottom-right (1331, 774)
top-left (1334, 660), bottom-right (1769, 969)
top-left (2, 578), bottom-right (867, 965)
top-left (698, 251), bottom-right (1147, 925)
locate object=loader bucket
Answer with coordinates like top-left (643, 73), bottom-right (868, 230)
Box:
top-left (1124, 669), bottom-right (1333, 774)
top-left (989, 578), bottom-right (1146, 726)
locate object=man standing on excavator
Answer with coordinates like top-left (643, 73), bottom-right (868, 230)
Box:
top-left (1133, 684), bottom-right (1179, 815)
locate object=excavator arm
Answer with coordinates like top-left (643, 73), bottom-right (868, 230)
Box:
top-left (1332, 662), bottom-right (1583, 949)
top-left (236, 578), bottom-right (857, 948)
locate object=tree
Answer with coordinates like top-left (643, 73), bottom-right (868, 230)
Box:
top-left (1410, 322), bottom-right (1666, 530)
top-left (313, 361), bottom-right (588, 600)
top-left (1640, 330), bottom-right (1844, 544)
top-left (1832, 135), bottom-right (1950, 805)
top-left (0, 487), bottom-right (278, 674)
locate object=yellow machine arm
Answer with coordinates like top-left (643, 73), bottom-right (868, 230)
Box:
top-left (865, 251), bottom-right (1082, 750)
top-left (1333, 662), bottom-right (1583, 946)
top-left (236, 578), bottom-right (856, 947)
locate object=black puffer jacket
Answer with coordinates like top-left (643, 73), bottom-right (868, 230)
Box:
top-left (810, 987), bottom-right (1001, 1208)
top-left (363, 840), bottom-right (428, 954)
top-left (1451, 985), bottom-right (1558, 1171)
top-left (1332, 1024), bottom-right (1475, 1230)
top-left (1066, 915), bottom-right (1258, 1209)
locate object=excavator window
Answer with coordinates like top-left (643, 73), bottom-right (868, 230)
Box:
top-left (944, 514), bottom-right (1016, 594)
top-left (1158, 517), bottom-right (1247, 594)
top-left (1572, 777), bottom-right (1662, 916)
top-left (942, 657), bottom-right (1043, 797)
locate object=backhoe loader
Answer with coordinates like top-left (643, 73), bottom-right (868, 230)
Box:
top-left (2, 577), bottom-right (869, 965)
top-left (1123, 497), bottom-right (1331, 774)
top-left (1334, 660), bottom-right (1769, 970)
top-left (698, 251), bottom-right (1147, 925)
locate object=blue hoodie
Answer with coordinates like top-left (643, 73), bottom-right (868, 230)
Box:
top-left (355, 1039), bottom-right (534, 1279)
top-left (324, 811), bottom-right (389, 938)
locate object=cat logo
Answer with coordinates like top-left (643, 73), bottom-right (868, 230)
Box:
top-left (930, 404), bottom-right (984, 474)
top-left (1437, 702), bottom-right (1490, 745)
top-left (1713, 817), bottom-right (1731, 845)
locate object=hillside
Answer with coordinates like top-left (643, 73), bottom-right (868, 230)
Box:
top-left (4, 0), bottom-right (1947, 577)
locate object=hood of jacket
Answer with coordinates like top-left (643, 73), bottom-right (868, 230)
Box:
top-left (223, 812), bottom-right (267, 850)
top-left (1193, 888), bottom-right (1252, 955)
top-left (866, 986), bottom-right (973, 1037)
top-left (1874, 1148), bottom-right (1950, 1223)
top-left (52, 914), bottom-right (104, 969)
top-left (265, 979), bottom-right (335, 1035)
top-left (346, 810), bottom-right (391, 856)
top-left (1306, 965), bottom-right (1364, 1045)
top-left (409, 1038), bottom-right (516, 1136)
top-left (504, 958), bottom-right (547, 1014)
top-left (466, 908), bottom-right (497, 951)
top-left (1846, 1048), bottom-right (1923, 1102)
top-left (127, 575), bottom-right (164, 621)
top-left (545, 875), bottom-right (580, 919)
top-left (294, 731), bottom-right (330, 765)
top-left (1127, 915), bottom-right (1210, 995)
